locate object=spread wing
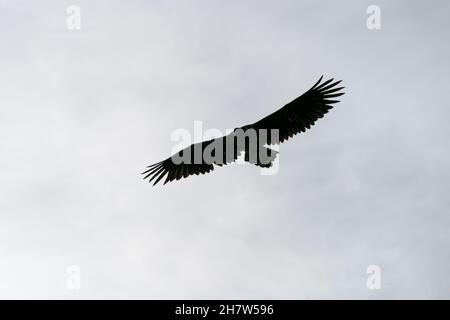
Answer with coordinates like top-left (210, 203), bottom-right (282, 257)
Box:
top-left (249, 76), bottom-right (344, 143)
top-left (142, 76), bottom-right (344, 186)
top-left (142, 135), bottom-right (241, 186)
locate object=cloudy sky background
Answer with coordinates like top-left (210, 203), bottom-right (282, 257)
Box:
top-left (1, 0), bottom-right (449, 299)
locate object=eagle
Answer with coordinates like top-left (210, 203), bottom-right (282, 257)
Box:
top-left (142, 76), bottom-right (344, 186)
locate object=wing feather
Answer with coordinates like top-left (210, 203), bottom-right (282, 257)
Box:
top-left (143, 135), bottom-right (239, 186)
top-left (249, 76), bottom-right (345, 143)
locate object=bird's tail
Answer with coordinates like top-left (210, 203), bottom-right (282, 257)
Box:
top-left (246, 146), bottom-right (278, 168)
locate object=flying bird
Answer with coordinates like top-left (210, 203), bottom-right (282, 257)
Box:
top-left (142, 76), bottom-right (344, 185)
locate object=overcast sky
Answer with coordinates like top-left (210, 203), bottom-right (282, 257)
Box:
top-left (1, 0), bottom-right (450, 299)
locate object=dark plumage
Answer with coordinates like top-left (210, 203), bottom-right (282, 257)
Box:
top-left (142, 76), bottom-right (344, 185)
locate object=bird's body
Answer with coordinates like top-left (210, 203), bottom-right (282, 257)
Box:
top-left (142, 76), bottom-right (344, 185)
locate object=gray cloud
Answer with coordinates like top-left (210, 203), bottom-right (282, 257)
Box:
top-left (0, 0), bottom-right (449, 299)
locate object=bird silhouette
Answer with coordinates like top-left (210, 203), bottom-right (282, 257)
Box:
top-left (142, 76), bottom-right (344, 185)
